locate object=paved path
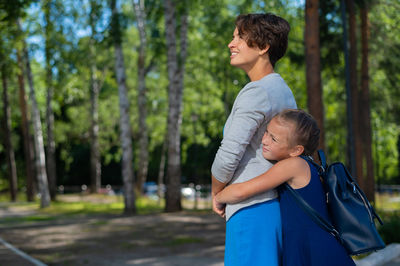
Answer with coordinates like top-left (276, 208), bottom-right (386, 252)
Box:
top-left (0, 203), bottom-right (225, 266)
top-left (1, 201), bottom-right (399, 266)
top-left (0, 237), bottom-right (46, 266)
top-left (356, 244), bottom-right (400, 266)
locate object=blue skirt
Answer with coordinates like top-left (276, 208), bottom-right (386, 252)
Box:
top-left (225, 199), bottom-right (282, 266)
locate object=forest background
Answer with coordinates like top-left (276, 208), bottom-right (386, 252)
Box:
top-left (0, 0), bottom-right (399, 213)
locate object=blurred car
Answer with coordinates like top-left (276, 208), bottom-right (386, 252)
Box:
top-left (143, 182), bottom-right (158, 197)
top-left (181, 186), bottom-right (196, 199)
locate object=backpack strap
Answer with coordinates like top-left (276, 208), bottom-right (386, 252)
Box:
top-left (318, 149), bottom-right (327, 171)
top-left (284, 183), bottom-right (343, 242)
top-left (300, 154), bottom-right (325, 176)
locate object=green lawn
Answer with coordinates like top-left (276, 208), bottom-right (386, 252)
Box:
top-left (0, 192), bottom-right (165, 226)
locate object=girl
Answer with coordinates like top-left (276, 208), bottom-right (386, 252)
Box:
top-left (215, 109), bottom-right (355, 266)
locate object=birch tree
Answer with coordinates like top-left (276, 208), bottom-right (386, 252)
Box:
top-left (44, 0), bottom-right (57, 200)
top-left (157, 133), bottom-right (167, 203)
top-left (132, 0), bottom-right (149, 195)
top-left (111, 0), bottom-right (136, 214)
top-left (164, 0), bottom-right (188, 212)
top-left (17, 48), bottom-right (36, 201)
top-left (19, 21), bottom-right (51, 208)
top-left (88, 0), bottom-right (101, 193)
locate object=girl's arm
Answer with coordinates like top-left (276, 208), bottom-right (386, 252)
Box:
top-left (215, 157), bottom-right (306, 204)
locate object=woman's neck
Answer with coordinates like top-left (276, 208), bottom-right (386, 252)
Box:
top-left (247, 62), bottom-right (274, 81)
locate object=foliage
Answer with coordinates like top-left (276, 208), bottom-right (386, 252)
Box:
top-left (375, 192), bottom-right (400, 245)
top-left (378, 211), bottom-right (400, 245)
top-left (374, 193), bottom-right (400, 245)
top-left (0, 0), bottom-right (399, 196)
top-left (369, 0), bottom-right (400, 183)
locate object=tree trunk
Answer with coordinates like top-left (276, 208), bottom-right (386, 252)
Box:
top-left (89, 1), bottom-right (101, 193)
top-left (346, 0), bottom-right (364, 187)
top-left (44, 0), bottom-right (57, 200)
top-left (360, 5), bottom-right (374, 202)
top-left (21, 24), bottom-right (51, 208)
top-left (305, 0), bottom-right (325, 154)
top-left (1, 63), bottom-right (18, 201)
top-left (112, 0), bottom-right (136, 215)
top-left (164, 0), bottom-right (188, 212)
top-left (157, 133), bottom-right (167, 204)
top-left (16, 49), bottom-right (36, 202)
top-left (133, 0), bottom-right (149, 195)
top-left (341, 0), bottom-right (357, 179)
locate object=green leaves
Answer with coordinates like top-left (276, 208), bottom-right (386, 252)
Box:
top-left (0, 0), bottom-right (398, 188)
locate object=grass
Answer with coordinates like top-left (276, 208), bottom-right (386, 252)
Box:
top-left (371, 192), bottom-right (400, 248)
top-left (3, 191), bottom-right (397, 245)
top-left (0, 192), bottom-right (165, 226)
top-left (375, 192), bottom-right (400, 211)
top-left (165, 236), bottom-right (204, 246)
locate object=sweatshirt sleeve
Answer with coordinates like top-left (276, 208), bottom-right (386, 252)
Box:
top-left (211, 86), bottom-right (271, 183)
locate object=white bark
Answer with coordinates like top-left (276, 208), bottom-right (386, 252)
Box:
top-left (20, 21), bottom-right (51, 208)
top-left (44, 0), bottom-right (57, 200)
top-left (164, 0), bottom-right (188, 212)
top-left (17, 49), bottom-right (36, 201)
top-left (113, 0), bottom-right (136, 214)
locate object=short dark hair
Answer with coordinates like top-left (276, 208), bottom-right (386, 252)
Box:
top-left (274, 109), bottom-right (320, 156)
top-left (235, 13), bottom-right (290, 67)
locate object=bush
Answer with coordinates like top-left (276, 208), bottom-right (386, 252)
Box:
top-left (378, 211), bottom-right (400, 244)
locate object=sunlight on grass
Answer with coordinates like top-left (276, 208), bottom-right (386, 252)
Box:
top-left (0, 192), bottom-right (32, 204)
top-left (0, 193), bottom-right (165, 225)
top-left (136, 197), bottom-right (164, 214)
top-left (41, 200), bottom-right (124, 215)
top-left (1, 215), bottom-right (56, 224)
top-left (375, 192), bottom-right (400, 211)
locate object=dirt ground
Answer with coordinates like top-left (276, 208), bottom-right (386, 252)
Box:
top-left (0, 200), bottom-right (226, 266)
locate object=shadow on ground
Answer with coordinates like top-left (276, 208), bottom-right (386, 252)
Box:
top-left (0, 205), bottom-right (225, 266)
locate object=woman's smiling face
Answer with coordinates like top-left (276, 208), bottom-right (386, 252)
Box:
top-left (228, 28), bottom-right (262, 72)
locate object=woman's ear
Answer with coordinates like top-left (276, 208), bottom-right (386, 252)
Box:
top-left (259, 44), bottom-right (270, 55)
top-left (289, 145), bottom-right (304, 157)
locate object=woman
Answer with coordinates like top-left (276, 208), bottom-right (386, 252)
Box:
top-left (211, 13), bottom-right (297, 266)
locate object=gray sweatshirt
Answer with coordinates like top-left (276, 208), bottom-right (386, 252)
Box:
top-left (211, 73), bottom-right (297, 221)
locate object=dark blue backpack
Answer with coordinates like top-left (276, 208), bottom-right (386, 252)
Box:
top-left (285, 150), bottom-right (385, 255)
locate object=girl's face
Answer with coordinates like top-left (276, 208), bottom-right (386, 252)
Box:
top-left (262, 118), bottom-right (296, 161)
top-left (228, 28), bottom-right (261, 72)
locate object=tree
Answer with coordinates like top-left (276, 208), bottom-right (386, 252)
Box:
top-left (16, 48), bottom-right (36, 201)
top-left (19, 21), bottom-right (51, 208)
top-left (43, 0), bottom-right (57, 200)
top-left (111, 0), bottom-right (136, 215)
top-left (1, 50), bottom-right (18, 201)
top-left (132, 0), bottom-right (149, 195)
top-left (157, 136), bottom-right (167, 203)
top-left (164, 0), bottom-right (188, 212)
top-left (88, 0), bottom-right (102, 193)
top-left (305, 0), bottom-right (325, 153)
top-left (346, 0), bottom-right (363, 187)
top-left (360, 1), bottom-right (374, 201)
